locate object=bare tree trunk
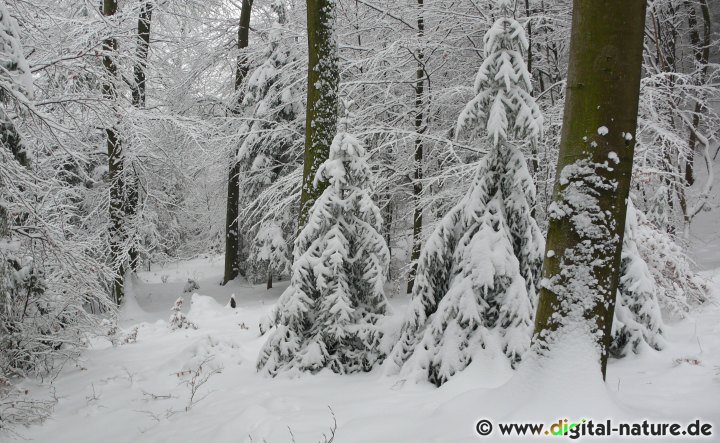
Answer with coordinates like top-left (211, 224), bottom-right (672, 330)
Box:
top-left (127, 1), bottom-right (153, 273)
top-left (525, 0), bottom-right (539, 179)
top-left (384, 194), bottom-right (393, 281)
top-left (532, 0), bottom-right (647, 379)
top-left (299, 0), bottom-right (339, 226)
top-left (102, 0), bottom-right (125, 305)
top-left (267, 271), bottom-right (273, 290)
top-left (683, 0), bottom-right (710, 188)
top-left (407, 0), bottom-right (425, 294)
top-left (132, 2), bottom-right (152, 108)
top-left (223, 0), bottom-right (253, 285)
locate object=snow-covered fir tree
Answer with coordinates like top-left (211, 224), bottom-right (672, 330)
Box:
top-left (168, 297), bottom-right (197, 331)
top-left (646, 185), bottom-right (671, 231)
top-left (611, 200), bottom-right (665, 357)
top-left (0, 1), bottom-right (33, 166)
top-left (610, 191), bottom-right (709, 357)
top-left (257, 122), bottom-right (390, 375)
top-left (633, 202), bottom-right (709, 317)
top-left (1, 3), bottom-right (110, 380)
top-left (238, 0), bottom-right (303, 199)
top-left (1, 4), bottom-right (50, 377)
top-left (0, 4), bottom-right (33, 100)
top-left (387, 0), bottom-right (545, 386)
top-left (235, 0), bottom-right (303, 280)
top-left (247, 219), bottom-right (290, 288)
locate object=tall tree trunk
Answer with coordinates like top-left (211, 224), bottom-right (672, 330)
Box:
top-left (267, 271), bottom-right (273, 290)
top-left (384, 193), bottom-right (393, 281)
top-left (132, 2), bottom-right (152, 108)
top-left (299, 0), bottom-right (339, 226)
top-left (127, 1), bottom-right (153, 273)
top-left (683, 0), bottom-right (710, 188)
top-left (524, 0), bottom-right (539, 178)
top-left (406, 0), bottom-right (425, 294)
top-left (532, 0), bottom-right (647, 379)
top-left (223, 0), bottom-right (253, 285)
top-left (102, 0), bottom-right (125, 305)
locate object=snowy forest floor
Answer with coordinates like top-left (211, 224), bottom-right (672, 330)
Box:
top-left (16, 255), bottom-right (720, 443)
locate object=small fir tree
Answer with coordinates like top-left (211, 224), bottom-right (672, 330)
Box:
top-left (611, 200), bottom-right (665, 357)
top-left (168, 297), bottom-right (197, 330)
top-left (247, 220), bottom-right (290, 288)
top-left (388, 0), bottom-right (544, 385)
top-left (1, 1), bottom-right (33, 167)
top-left (236, 0), bottom-right (303, 279)
top-left (0, 4), bottom-right (33, 99)
top-left (257, 122), bottom-right (390, 375)
top-left (646, 185), bottom-right (671, 231)
top-left (238, 1), bottom-right (303, 199)
top-left (634, 200), bottom-right (709, 317)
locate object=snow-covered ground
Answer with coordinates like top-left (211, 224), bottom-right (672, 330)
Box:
top-left (18, 256), bottom-right (720, 442)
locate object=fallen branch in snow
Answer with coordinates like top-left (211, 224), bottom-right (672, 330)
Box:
top-left (134, 409), bottom-right (162, 423)
top-left (672, 357), bottom-right (702, 367)
top-left (141, 390), bottom-right (174, 401)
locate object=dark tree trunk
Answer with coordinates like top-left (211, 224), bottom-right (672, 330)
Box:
top-left (132, 2), bottom-right (152, 108)
top-left (407, 0), bottom-right (425, 294)
top-left (127, 1), bottom-right (153, 273)
top-left (102, 0), bottom-right (125, 305)
top-left (683, 0), bottom-right (711, 188)
top-left (266, 271), bottom-right (273, 290)
top-left (525, 0), bottom-right (539, 178)
top-left (384, 194), bottom-right (393, 281)
top-left (299, 0), bottom-right (339, 226)
top-left (223, 0), bottom-right (253, 285)
top-left (532, 0), bottom-right (647, 379)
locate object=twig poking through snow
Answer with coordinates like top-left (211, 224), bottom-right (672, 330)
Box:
top-left (322, 406), bottom-right (338, 443)
top-left (179, 357), bottom-right (222, 412)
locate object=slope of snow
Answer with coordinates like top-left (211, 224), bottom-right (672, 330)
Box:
top-left (17, 256), bottom-right (720, 442)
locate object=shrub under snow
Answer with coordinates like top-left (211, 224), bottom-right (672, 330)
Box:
top-left (169, 298), bottom-right (197, 331)
top-left (1, 3), bottom-right (111, 381)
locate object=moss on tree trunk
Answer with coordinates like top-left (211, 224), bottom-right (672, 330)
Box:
top-left (299, 0), bottom-right (339, 227)
top-left (532, 0), bottom-right (647, 378)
